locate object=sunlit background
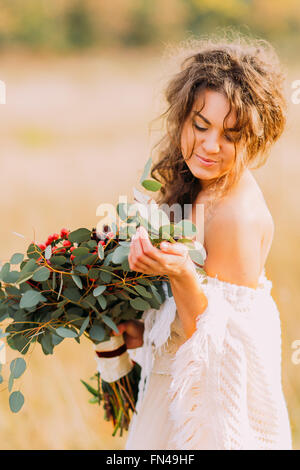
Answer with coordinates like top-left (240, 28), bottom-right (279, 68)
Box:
top-left (0, 0), bottom-right (299, 450)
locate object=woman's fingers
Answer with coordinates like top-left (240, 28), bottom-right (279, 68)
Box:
top-left (160, 241), bottom-right (189, 256)
top-left (137, 226), bottom-right (161, 261)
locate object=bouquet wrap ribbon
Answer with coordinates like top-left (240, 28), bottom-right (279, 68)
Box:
top-left (94, 334), bottom-right (134, 383)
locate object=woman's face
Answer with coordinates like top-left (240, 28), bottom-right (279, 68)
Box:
top-left (181, 88), bottom-right (239, 189)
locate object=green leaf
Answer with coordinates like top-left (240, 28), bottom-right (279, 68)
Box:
top-left (174, 219), bottom-right (197, 238)
top-left (87, 240), bottom-right (97, 249)
top-left (130, 298), bottom-right (151, 311)
top-left (0, 263), bottom-right (11, 282)
top-left (51, 334), bottom-right (64, 346)
top-left (80, 379), bottom-right (99, 397)
top-left (116, 202), bottom-right (129, 221)
top-left (101, 314), bottom-right (119, 334)
top-left (9, 391), bottom-right (24, 413)
top-left (96, 295), bottom-right (107, 310)
top-left (51, 255), bottom-right (67, 266)
top-left (41, 333), bottom-right (54, 355)
top-left (141, 179), bottom-right (162, 192)
top-left (71, 274), bottom-right (83, 289)
top-left (72, 247), bottom-right (89, 256)
top-left (93, 285), bottom-right (106, 297)
top-left (89, 324), bottom-right (105, 342)
top-left (88, 268), bottom-right (99, 280)
top-left (99, 270), bottom-right (112, 283)
top-left (188, 249), bottom-right (205, 266)
top-left (139, 156), bottom-right (152, 185)
top-left (6, 271), bottom-right (20, 284)
top-left (10, 253), bottom-right (24, 265)
top-left (27, 243), bottom-right (42, 260)
top-left (68, 228), bottom-right (91, 244)
top-left (32, 267), bottom-right (50, 282)
top-left (133, 285), bottom-right (152, 298)
top-left (79, 316), bottom-right (90, 337)
top-left (10, 358), bottom-right (26, 379)
top-left (8, 374), bottom-right (14, 392)
top-left (55, 327), bottom-right (78, 338)
top-left (75, 265), bottom-right (89, 274)
top-left (63, 287), bottom-right (81, 302)
top-left (112, 246), bottom-right (129, 265)
top-left (16, 271), bottom-right (34, 285)
top-left (20, 290), bottom-right (46, 309)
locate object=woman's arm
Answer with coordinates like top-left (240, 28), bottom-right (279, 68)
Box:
top-left (169, 264), bottom-right (208, 339)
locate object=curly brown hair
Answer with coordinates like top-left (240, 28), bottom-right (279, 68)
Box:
top-left (149, 33), bottom-right (287, 221)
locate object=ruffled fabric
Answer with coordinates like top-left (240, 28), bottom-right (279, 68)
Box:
top-left (126, 267), bottom-right (292, 450)
top-left (166, 269), bottom-right (292, 450)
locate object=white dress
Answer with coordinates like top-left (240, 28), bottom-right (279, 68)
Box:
top-left (125, 268), bottom-right (293, 450)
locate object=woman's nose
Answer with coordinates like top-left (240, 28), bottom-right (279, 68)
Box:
top-left (202, 134), bottom-right (220, 154)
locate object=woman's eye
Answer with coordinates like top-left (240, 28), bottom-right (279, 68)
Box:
top-left (224, 134), bottom-right (233, 142)
top-left (193, 123), bottom-right (207, 132)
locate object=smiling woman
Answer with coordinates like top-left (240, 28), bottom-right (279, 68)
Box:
top-left (121, 33), bottom-right (293, 450)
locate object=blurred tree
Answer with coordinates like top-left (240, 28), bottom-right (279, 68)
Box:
top-left (64, 0), bottom-right (94, 49)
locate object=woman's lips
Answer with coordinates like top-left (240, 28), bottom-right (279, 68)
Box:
top-left (195, 154), bottom-right (217, 166)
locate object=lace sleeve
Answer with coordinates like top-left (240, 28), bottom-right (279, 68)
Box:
top-left (167, 272), bottom-right (292, 450)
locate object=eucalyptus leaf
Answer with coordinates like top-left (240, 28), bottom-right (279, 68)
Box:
top-left (32, 267), bottom-right (50, 282)
top-left (99, 270), bottom-right (112, 283)
top-left (68, 228), bottom-right (91, 243)
top-left (93, 285), bottom-right (106, 297)
top-left (96, 295), bottom-right (107, 310)
top-left (89, 324), bottom-right (105, 342)
top-left (141, 179), bottom-right (162, 192)
top-left (101, 314), bottom-right (119, 334)
top-left (133, 285), bottom-right (152, 298)
top-left (9, 391), bottom-right (24, 413)
top-left (130, 298), bottom-right (151, 311)
top-left (139, 157), bottom-right (152, 185)
top-left (71, 274), bottom-right (83, 290)
top-left (10, 357), bottom-right (26, 379)
top-left (55, 327), bottom-right (78, 338)
top-left (112, 246), bottom-right (129, 265)
top-left (10, 253), bottom-right (24, 265)
top-left (20, 290), bottom-right (46, 309)
top-left (79, 316), bottom-right (90, 337)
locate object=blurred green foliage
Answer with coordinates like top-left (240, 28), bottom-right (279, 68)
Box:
top-left (0, 0), bottom-right (298, 52)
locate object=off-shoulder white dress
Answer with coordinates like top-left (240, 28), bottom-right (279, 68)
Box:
top-left (125, 268), bottom-right (293, 450)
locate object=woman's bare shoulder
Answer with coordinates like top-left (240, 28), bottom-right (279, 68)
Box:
top-left (202, 179), bottom-right (274, 286)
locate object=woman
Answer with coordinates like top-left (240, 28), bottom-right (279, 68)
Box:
top-left (116, 36), bottom-right (293, 450)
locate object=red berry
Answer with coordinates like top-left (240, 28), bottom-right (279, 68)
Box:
top-left (90, 278), bottom-right (96, 282)
top-left (70, 255), bottom-right (75, 261)
top-left (98, 240), bottom-right (105, 246)
top-left (60, 228), bottom-right (69, 238)
top-left (70, 246), bottom-right (76, 252)
top-left (63, 240), bottom-right (72, 247)
top-left (38, 243), bottom-right (46, 251)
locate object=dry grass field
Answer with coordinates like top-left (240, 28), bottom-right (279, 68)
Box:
top-left (0, 48), bottom-right (299, 449)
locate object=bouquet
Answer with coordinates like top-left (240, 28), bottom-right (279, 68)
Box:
top-left (0, 157), bottom-right (206, 436)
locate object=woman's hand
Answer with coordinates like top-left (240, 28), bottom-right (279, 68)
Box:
top-left (128, 225), bottom-right (196, 280)
top-left (112, 319), bottom-right (145, 349)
